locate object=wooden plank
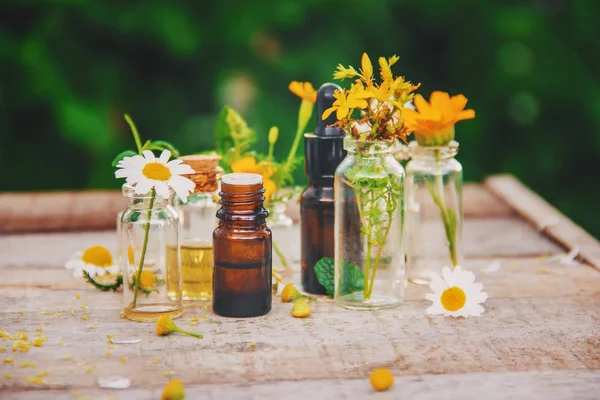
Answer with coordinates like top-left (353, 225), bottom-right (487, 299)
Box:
top-left (2, 370), bottom-right (599, 400)
top-left (485, 174), bottom-right (600, 270)
top-left (0, 184), bottom-right (512, 235)
top-left (0, 257), bottom-right (598, 397)
top-left (0, 191), bottom-right (126, 234)
top-left (0, 218), bottom-right (561, 273)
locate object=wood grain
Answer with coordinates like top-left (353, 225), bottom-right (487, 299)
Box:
top-left (0, 191), bottom-right (126, 234)
top-left (486, 175), bottom-right (600, 269)
top-left (0, 258), bottom-right (598, 398)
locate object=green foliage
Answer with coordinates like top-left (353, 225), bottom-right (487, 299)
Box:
top-left (314, 257), bottom-right (365, 297)
top-left (1, 1), bottom-right (598, 237)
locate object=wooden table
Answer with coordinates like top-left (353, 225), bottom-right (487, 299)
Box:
top-left (1, 175), bottom-right (599, 399)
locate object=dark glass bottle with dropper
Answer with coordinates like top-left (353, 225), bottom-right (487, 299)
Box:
top-left (300, 83), bottom-right (346, 294)
top-left (213, 173), bottom-right (272, 317)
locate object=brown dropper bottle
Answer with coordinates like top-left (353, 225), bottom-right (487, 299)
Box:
top-left (213, 173), bottom-right (272, 317)
top-left (301, 83), bottom-right (346, 294)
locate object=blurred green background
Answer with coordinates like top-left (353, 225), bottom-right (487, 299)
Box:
top-left (1, 0), bottom-right (599, 237)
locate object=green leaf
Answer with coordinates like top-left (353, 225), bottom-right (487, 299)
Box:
top-left (148, 140), bottom-right (180, 158)
top-left (314, 258), bottom-right (335, 296)
top-left (83, 271), bottom-right (123, 292)
top-left (111, 150), bottom-right (137, 167)
top-left (341, 260), bottom-right (365, 296)
top-left (314, 257), bottom-right (365, 297)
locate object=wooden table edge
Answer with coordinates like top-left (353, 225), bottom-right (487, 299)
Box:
top-left (484, 173), bottom-right (600, 271)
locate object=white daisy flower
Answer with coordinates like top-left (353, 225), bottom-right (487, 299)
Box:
top-left (115, 150), bottom-right (195, 202)
top-left (425, 266), bottom-right (488, 318)
top-left (65, 245), bottom-right (120, 278)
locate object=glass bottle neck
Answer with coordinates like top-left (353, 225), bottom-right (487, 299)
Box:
top-left (408, 140), bottom-right (458, 161)
top-left (122, 185), bottom-right (169, 209)
top-left (216, 183), bottom-right (268, 227)
top-left (343, 136), bottom-right (395, 157)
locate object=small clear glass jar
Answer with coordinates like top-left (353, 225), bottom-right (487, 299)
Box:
top-left (334, 137), bottom-right (405, 310)
top-left (119, 184), bottom-right (183, 322)
top-left (171, 155), bottom-right (222, 301)
top-left (405, 140), bottom-right (463, 284)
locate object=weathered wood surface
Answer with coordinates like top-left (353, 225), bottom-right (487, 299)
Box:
top-left (0, 175), bottom-right (599, 399)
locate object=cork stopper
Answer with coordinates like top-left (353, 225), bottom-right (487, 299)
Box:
top-left (179, 154), bottom-right (223, 193)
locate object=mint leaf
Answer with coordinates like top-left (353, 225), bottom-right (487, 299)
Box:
top-left (111, 150), bottom-right (137, 167)
top-left (314, 258), bottom-right (335, 296)
top-left (314, 258), bottom-right (365, 297)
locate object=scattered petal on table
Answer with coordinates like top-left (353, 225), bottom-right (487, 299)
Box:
top-left (110, 338), bottom-right (141, 344)
top-left (97, 376), bottom-right (131, 390)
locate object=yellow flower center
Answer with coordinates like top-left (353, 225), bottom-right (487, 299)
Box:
top-left (142, 162), bottom-right (171, 181)
top-left (139, 270), bottom-right (155, 288)
top-left (440, 286), bottom-right (466, 311)
top-left (81, 246), bottom-right (113, 267)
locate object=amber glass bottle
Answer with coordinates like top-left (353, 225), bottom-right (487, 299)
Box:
top-left (213, 173), bottom-right (272, 317)
top-left (301, 83), bottom-right (346, 294)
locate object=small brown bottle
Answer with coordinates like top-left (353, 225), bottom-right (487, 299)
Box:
top-left (213, 173), bottom-right (272, 317)
top-left (301, 83), bottom-right (346, 294)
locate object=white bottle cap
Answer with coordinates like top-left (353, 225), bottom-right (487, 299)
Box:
top-left (221, 173), bottom-right (262, 186)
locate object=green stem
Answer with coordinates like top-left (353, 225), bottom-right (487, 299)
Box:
top-left (174, 327), bottom-right (203, 339)
top-left (366, 222), bottom-right (392, 298)
top-left (363, 191), bottom-right (374, 300)
top-left (132, 189), bottom-right (156, 308)
top-left (284, 103), bottom-right (311, 173)
top-left (433, 149), bottom-right (458, 267)
top-left (124, 114), bottom-right (143, 153)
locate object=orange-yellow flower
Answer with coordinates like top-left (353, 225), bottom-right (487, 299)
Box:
top-left (322, 86), bottom-right (370, 121)
top-left (162, 379), bottom-right (185, 400)
top-left (230, 156), bottom-right (277, 201)
top-left (403, 91), bottom-right (475, 146)
top-left (288, 81), bottom-right (317, 103)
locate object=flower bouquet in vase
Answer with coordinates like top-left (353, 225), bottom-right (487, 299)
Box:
top-left (326, 53), bottom-right (419, 310)
top-left (403, 92), bottom-right (475, 284)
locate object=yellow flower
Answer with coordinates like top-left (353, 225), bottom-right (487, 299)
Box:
top-left (403, 91), bottom-right (475, 146)
top-left (156, 316), bottom-right (202, 339)
top-left (321, 87), bottom-right (370, 121)
top-left (288, 81), bottom-right (317, 103)
top-left (360, 52), bottom-right (374, 82)
top-left (230, 156), bottom-right (277, 201)
top-left (370, 368), bottom-right (394, 391)
top-left (280, 283), bottom-right (314, 303)
top-left (378, 55), bottom-right (399, 82)
top-left (291, 300), bottom-right (312, 318)
top-left (162, 379), bottom-right (185, 400)
top-left (139, 270), bottom-right (155, 288)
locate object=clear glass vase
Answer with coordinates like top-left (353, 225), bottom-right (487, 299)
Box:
top-left (119, 184), bottom-right (183, 322)
top-left (405, 140), bottom-right (463, 284)
top-left (173, 192), bottom-right (218, 301)
top-left (334, 137), bottom-right (405, 310)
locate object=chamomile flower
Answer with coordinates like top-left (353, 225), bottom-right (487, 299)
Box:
top-left (425, 266), bottom-right (488, 318)
top-left (65, 245), bottom-right (119, 278)
top-left (115, 150), bottom-right (195, 202)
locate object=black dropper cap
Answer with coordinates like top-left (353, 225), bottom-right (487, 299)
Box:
top-left (304, 83), bottom-right (346, 182)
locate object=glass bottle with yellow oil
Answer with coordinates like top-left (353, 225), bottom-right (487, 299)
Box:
top-left (168, 155), bottom-right (222, 301)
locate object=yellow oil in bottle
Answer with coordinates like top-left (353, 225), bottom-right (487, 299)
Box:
top-left (167, 239), bottom-right (214, 301)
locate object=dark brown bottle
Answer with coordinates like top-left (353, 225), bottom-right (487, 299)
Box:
top-left (301, 83), bottom-right (346, 294)
top-left (213, 173), bottom-right (272, 317)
